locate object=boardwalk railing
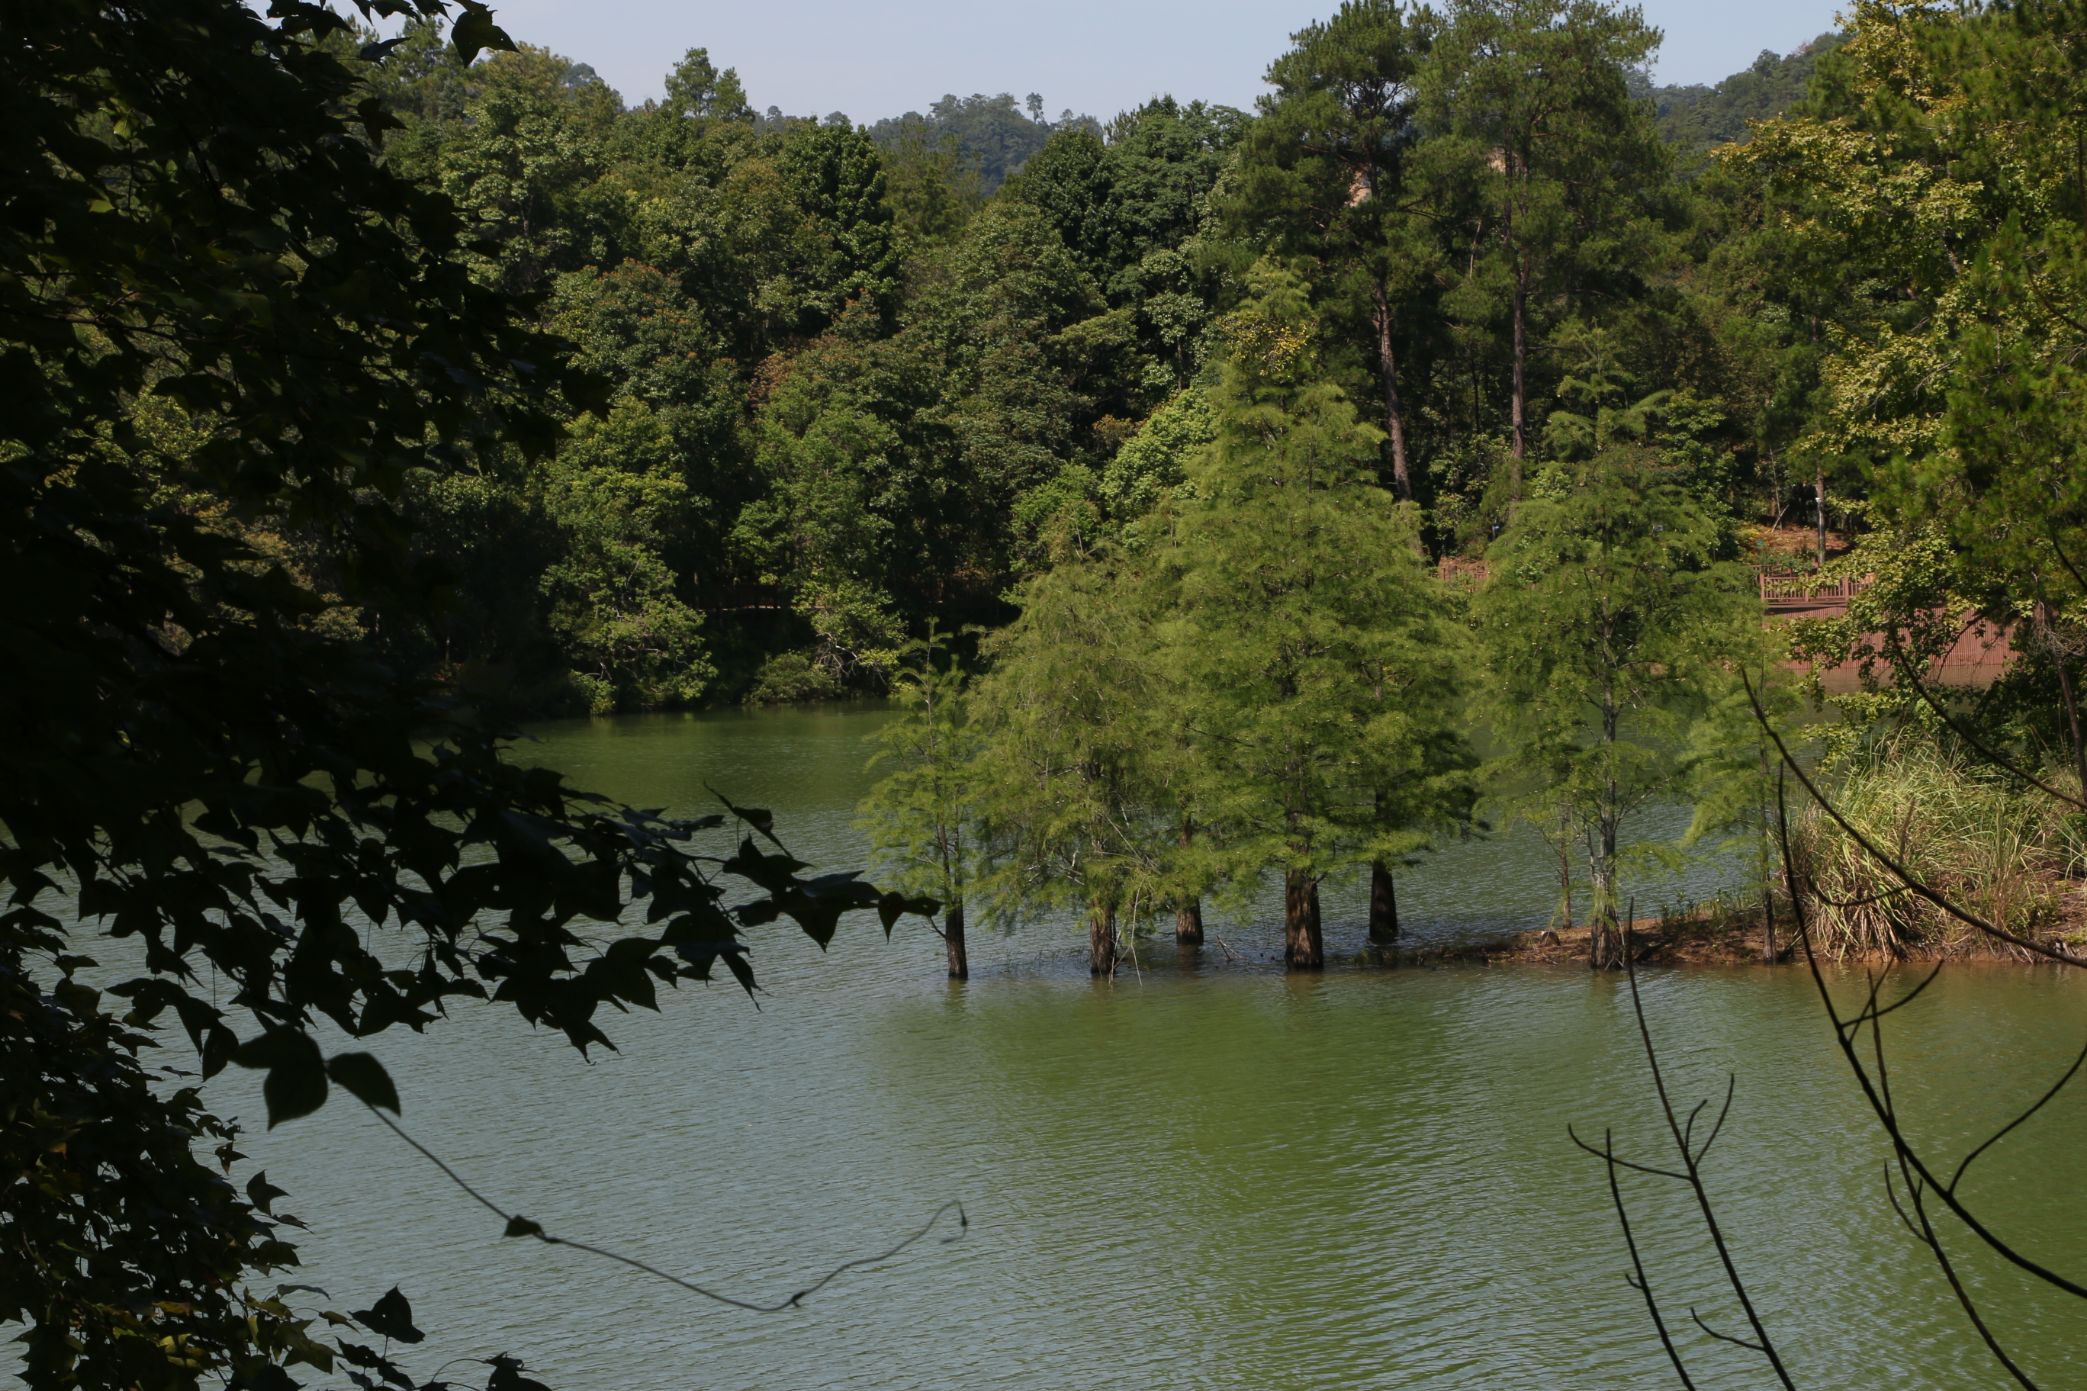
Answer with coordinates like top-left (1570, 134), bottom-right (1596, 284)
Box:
top-left (1759, 573), bottom-right (1867, 612)
top-left (1435, 559), bottom-right (1870, 613)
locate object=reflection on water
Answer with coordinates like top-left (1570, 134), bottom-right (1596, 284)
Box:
top-left (16, 706), bottom-right (2082, 1391)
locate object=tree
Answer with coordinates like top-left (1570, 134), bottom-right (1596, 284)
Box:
top-left (432, 44), bottom-right (628, 295)
top-left (777, 121), bottom-right (901, 334)
top-left (1729, 0), bottom-right (2087, 779)
top-left (1, 4), bottom-right (919, 1385)
top-left (1474, 444), bottom-right (1749, 968)
top-left (966, 553), bottom-right (1165, 976)
top-left (538, 399), bottom-right (717, 712)
top-left (1426, 0), bottom-right (1668, 482)
top-left (1158, 267), bottom-right (1470, 968)
top-left (1235, 0), bottom-right (1435, 501)
top-left (860, 627), bottom-right (980, 978)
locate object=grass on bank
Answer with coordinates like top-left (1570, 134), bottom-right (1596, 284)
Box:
top-left (1795, 734), bottom-right (2087, 959)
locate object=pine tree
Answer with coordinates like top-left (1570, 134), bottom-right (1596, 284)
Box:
top-left (1233, 0), bottom-right (1435, 501)
top-left (1426, 0), bottom-right (1667, 482)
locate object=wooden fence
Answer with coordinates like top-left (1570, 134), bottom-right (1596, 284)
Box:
top-left (1433, 560), bottom-right (1871, 614)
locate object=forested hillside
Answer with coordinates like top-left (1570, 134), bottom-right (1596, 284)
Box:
top-left (176, 0), bottom-right (2062, 809)
top-left (1651, 33), bottom-right (1844, 159)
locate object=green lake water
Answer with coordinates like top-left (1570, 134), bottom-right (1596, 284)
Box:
top-left (23, 705), bottom-right (2087, 1389)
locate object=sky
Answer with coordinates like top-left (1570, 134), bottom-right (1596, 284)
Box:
top-left (473, 0), bottom-right (1847, 122)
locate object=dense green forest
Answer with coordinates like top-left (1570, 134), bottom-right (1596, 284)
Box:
top-left (298, 10), bottom-right (1851, 717)
top-left (1649, 32), bottom-right (1845, 159)
top-left (12, 1), bottom-right (2087, 1388)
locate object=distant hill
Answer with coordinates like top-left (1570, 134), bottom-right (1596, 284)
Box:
top-left (1650, 33), bottom-right (1844, 163)
top-left (867, 93), bottom-right (1098, 193)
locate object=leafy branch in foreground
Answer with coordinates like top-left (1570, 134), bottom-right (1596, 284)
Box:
top-left (2, 3), bottom-right (938, 1386)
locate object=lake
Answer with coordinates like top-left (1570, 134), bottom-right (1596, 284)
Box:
top-left (28, 705), bottom-right (2087, 1390)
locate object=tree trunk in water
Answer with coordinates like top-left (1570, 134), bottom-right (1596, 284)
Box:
top-left (1175, 818), bottom-right (1203, 946)
top-left (1590, 816), bottom-right (1623, 970)
top-left (1088, 898), bottom-right (1117, 978)
top-left (944, 901), bottom-right (969, 981)
top-left (1370, 281), bottom-right (1414, 502)
top-left (1368, 860), bottom-right (1398, 944)
top-left (1284, 870), bottom-right (1324, 970)
top-left (1590, 908), bottom-right (1624, 971)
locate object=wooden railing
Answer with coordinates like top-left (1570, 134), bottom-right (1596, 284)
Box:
top-left (1759, 573), bottom-right (1868, 612)
top-left (1433, 559), bottom-right (1870, 613)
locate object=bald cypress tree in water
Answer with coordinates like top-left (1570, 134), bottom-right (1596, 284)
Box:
top-left (1158, 266), bottom-right (1470, 969)
top-left (861, 627), bottom-right (980, 978)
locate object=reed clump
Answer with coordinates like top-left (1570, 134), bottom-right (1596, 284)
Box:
top-left (1794, 735), bottom-right (2087, 958)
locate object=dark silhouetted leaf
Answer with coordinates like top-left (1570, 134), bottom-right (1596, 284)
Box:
top-left (351, 1286), bottom-right (425, 1345)
top-left (326, 1052), bottom-right (401, 1114)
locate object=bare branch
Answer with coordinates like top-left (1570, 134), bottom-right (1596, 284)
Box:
top-left (1688, 1306), bottom-right (1765, 1354)
top-left (1620, 928), bottom-right (1798, 1389)
top-left (1746, 672), bottom-right (2087, 967)
top-left (1771, 775), bottom-right (2087, 1301)
top-left (1878, 628), bottom-right (2086, 813)
top-left (1950, 1031), bottom-right (2087, 1195)
top-left (1599, 1128), bottom-right (1699, 1390)
top-left (367, 1104), bottom-right (967, 1313)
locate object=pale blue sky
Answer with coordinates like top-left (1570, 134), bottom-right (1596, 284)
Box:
top-left (483, 0), bottom-right (1844, 121)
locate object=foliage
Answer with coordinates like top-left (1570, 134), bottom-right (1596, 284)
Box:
top-left (1, 4), bottom-right (925, 1386)
top-left (1424, 0), bottom-right (1670, 476)
top-left (965, 551), bottom-right (1168, 972)
top-left (1650, 34), bottom-right (1844, 165)
top-left (860, 627), bottom-right (980, 974)
top-left (1156, 267), bottom-right (1472, 965)
top-left (1475, 446), bottom-right (1750, 965)
top-left (866, 93), bottom-right (1095, 194)
top-left (1794, 733), bottom-right (2085, 957)
top-left (1722, 0), bottom-right (2087, 776)
top-left (1232, 0), bottom-right (1435, 499)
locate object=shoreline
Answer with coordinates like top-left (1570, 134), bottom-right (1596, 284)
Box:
top-left (1373, 911), bottom-right (2079, 969)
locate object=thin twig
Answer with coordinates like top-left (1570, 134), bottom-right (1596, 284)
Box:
top-left (1949, 1031), bottom-right (2087, 1195)
top-left (1689, 1306), bottom-right (1765, 1354)
top-left (1771, 775), bottom-right (2087, 1301)
top-left (1601, 1128), bottom-right (1698, 1390)
top-left (1621, 927), bottom-right (1797, 1389)
top-left (366, 1105), bottom-right (966, 1313)
top-left (1879, 627), bottom-right (2086, 812)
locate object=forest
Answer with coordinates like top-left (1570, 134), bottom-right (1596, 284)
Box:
top-left (293, 8), bottom-right (1852, 717)
top-left (9, 0), bottom-right (2087, 1388)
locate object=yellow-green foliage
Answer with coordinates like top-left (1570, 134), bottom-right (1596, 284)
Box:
top-left (1796, 735), bottom-right (2086, 957)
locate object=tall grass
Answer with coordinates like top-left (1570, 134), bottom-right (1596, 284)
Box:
top-left (1794, 734), bottom-right (2087, 957)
